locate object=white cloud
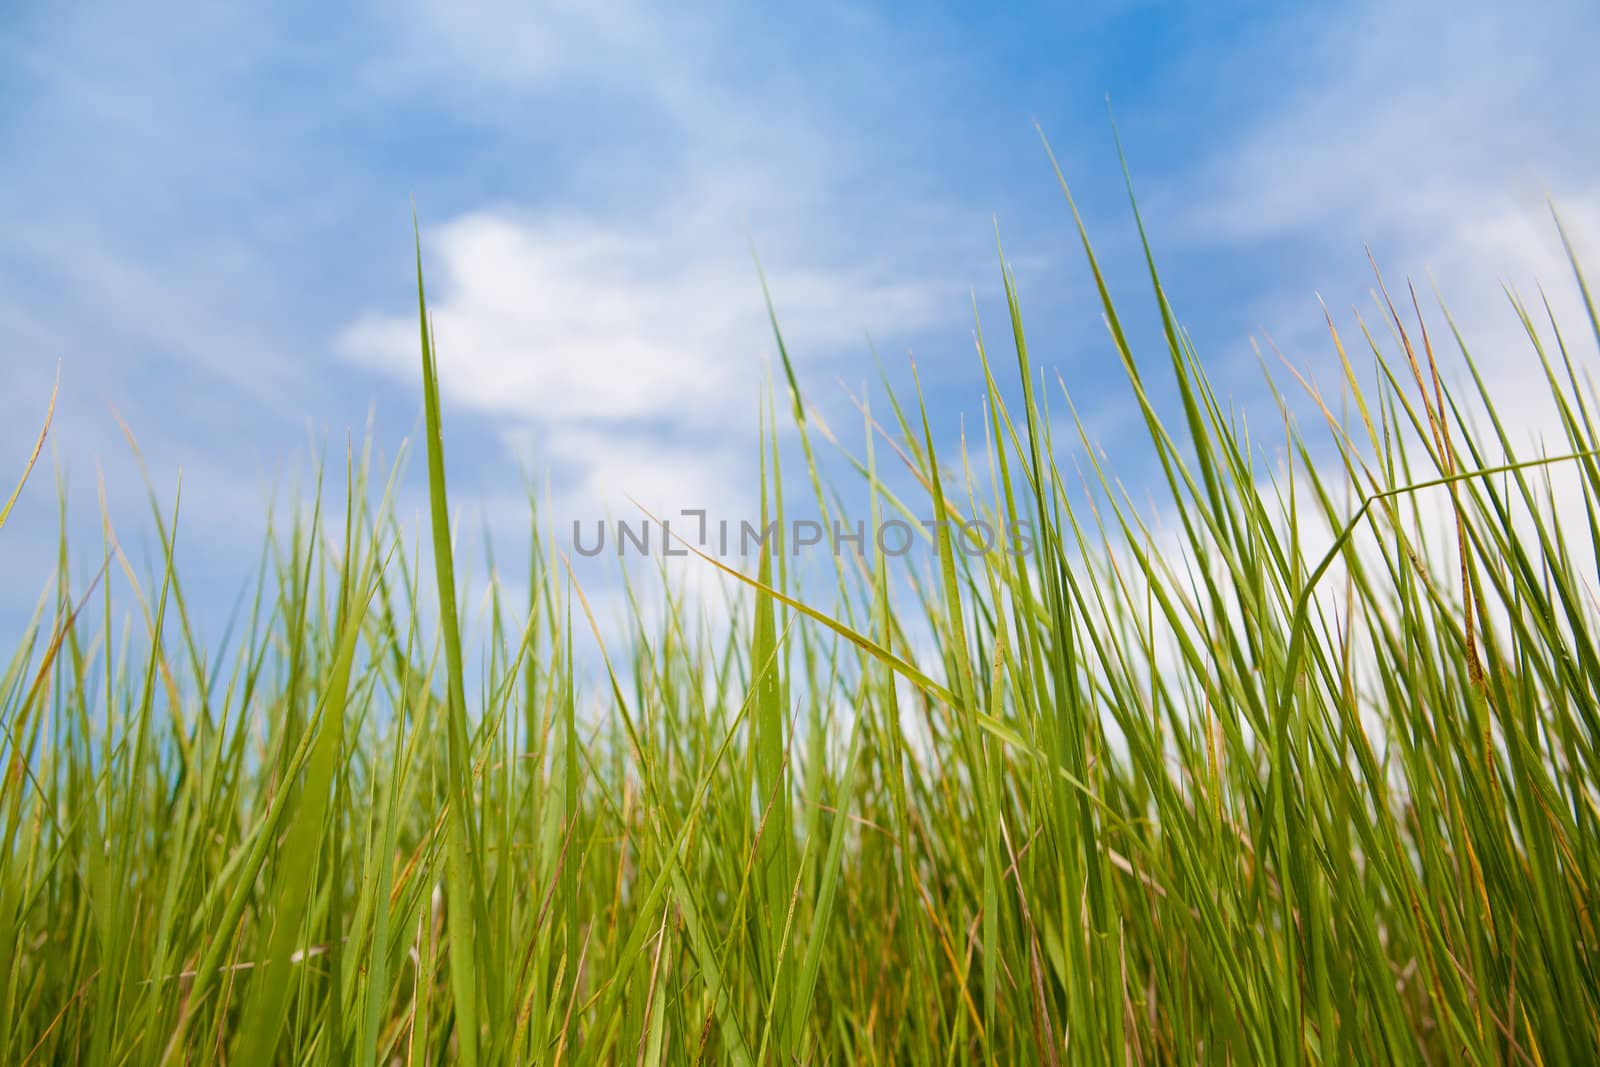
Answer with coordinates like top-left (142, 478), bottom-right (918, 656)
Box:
top-left (1162, 0), bottom-right (1600, 449)
top-left (336, 4), bottom-right (970, 612)
top-left (1174, 3), bottom-right (1596, 244)
top-left (338, 208), bottom-right (946, 428)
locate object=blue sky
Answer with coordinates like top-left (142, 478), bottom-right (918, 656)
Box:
top-left (4, 1), bottom-right (1599, 642)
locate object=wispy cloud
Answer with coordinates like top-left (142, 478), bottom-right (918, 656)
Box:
top-left (1173, 2), bottom-right (1597, 243)
top-left (338, 3), bottom-right (974, 533)
top-left (1153, 0), bottom-right (1599, 445)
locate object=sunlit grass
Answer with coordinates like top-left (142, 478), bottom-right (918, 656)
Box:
top-left (3, 156), bottom-right (1599, 1064)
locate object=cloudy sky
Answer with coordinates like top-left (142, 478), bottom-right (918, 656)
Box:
top-left (3, 0), bottom-right (1598, 642)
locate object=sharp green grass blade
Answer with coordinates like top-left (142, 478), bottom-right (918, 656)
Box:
top-left (413, 216), bottom-right (488, 1067)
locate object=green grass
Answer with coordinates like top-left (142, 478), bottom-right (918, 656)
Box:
top-left (4, 160), bottom-right (1600, 1064)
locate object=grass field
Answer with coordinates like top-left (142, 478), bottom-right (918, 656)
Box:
top-left (4, 165), bottom-right (1600, 1064)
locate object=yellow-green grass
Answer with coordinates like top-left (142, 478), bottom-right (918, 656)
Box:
top-left (3, 157), bottom-right (1599, 1064)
